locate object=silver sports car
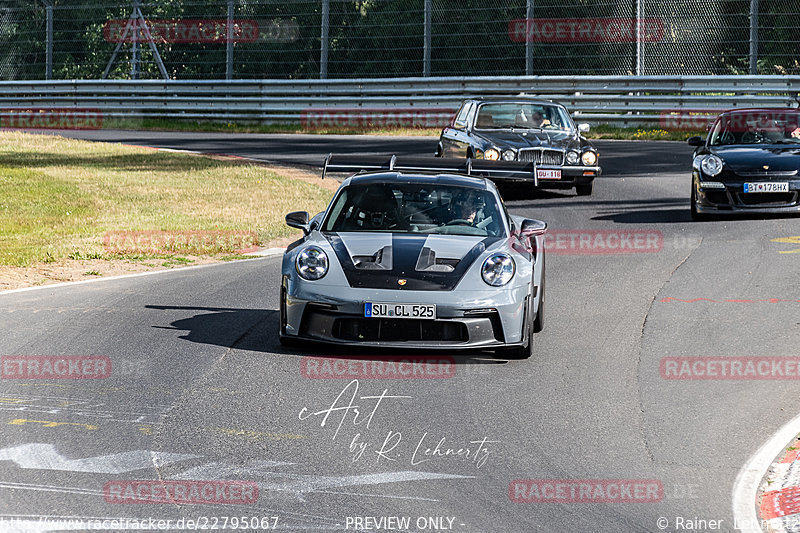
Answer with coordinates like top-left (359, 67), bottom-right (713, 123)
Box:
top-left (280, 171), bottom-right (547, 358)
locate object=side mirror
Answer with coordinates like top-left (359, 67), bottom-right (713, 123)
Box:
top-left (453, 120), bottom-right (467, 130)
top-left (520, 219), bottom-right (547, 237)
top-left (578, 123), bottom-right (591, 133)
top-left (285, 211), bottom-right (310, 234)
top-left (687, 136), bottom-right (705, 147)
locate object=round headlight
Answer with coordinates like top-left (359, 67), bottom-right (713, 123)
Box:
top-left (581, 151), bottom-right (598, 166)
top-left (566, 151), bottom-right (580, 165)
top-left (484, 148), bottom-right (500, 161)
top-left (502, 150), bottom-right (516, 161)
top-left (701, 154), bottom-right (723, 177)
top-left (481, 254), bottom-right (515, 287)
top-left (296, 246), bottom-right (328, 280)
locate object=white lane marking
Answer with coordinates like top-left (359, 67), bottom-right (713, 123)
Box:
top-left (174, 459), bottom-right (471, 500)
top-left (0, 481), bottom-right (103, 497)
top-left (0, 486), bottom-right (365, 528)
top-left (173, 460), bottom-right (296, 480)
top-left (0, 256), bottom-right (273, 296)
top-left (0, 443), bottom-right (197, 473)
top-left (732, 411), bottom-right (800, 533)
top-left (263, 470), bottom-right (471, 494)
top-left (242, 247), bottom-right (286, 257)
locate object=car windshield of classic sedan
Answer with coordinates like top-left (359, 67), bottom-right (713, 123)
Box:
top-left (709, 110), bottom-right (800, 146)
top-left (474, 103), bottom-right (573, 131)
top-left (322, 183), bottom-right (505, 237)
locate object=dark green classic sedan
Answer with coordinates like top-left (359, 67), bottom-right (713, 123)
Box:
top-left (436, 97), bottom-right (601, 196)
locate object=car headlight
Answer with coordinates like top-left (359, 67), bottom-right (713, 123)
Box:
top-left (581, 151), bottom-right (598, 166)
top-left (701, 154), bottom-right (723, 177)
top-left (296, 246), bottom-right (328, 280)
top-left (481, 253), bottom-right (515, 287)
top-left (566, 151), bottom-right (580, 165)
top-left (502, 150), bottom-right (516, 161)
top-left (484, 148), bottom-right (500, 161)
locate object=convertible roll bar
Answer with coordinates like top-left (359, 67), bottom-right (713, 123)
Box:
top-left (322, 154), bottom-right (539, 186)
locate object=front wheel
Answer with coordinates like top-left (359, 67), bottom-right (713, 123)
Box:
top-left (533, 254), bottom-right (545, 333)
top-left (575, 182), bottom-right (593, 196)
top-left (690, 186), bottom-right (711, 221)
top-left (504, 296), bottom-right (535, 359)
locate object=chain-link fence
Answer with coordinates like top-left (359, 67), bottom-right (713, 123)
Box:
top-left (0, 0), bottom-right (796, 80)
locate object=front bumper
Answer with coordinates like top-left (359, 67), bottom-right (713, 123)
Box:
top-left (695, 175), bottom-right (800, 214)
top-left (281, 277), bottom-right (534, 349)
top-left (498, 165), bottom-right (600, 188)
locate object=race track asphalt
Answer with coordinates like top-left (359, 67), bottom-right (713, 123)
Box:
top-left (1, 131), bottom-right (799, 532)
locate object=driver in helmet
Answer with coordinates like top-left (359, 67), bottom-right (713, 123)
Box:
top-left (450, 191), bottom-right (484, 225)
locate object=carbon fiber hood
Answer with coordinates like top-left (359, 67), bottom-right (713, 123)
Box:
top-left (324, 232), bottom-right (501, 291)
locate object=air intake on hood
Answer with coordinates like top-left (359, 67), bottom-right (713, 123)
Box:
top-left (414, 246), bottom-right (460, 272)
top-left (352, 246), bottom-right (392, 270)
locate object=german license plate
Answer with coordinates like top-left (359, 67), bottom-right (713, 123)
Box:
top-left (743, 182), bottom-right (789, 193)
top-left (537, 169), bottom-right (562, 180)
top-left (365, 303), bottom-right (436, 319)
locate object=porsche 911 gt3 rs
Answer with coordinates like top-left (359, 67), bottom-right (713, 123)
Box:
top-left (280, 171), bottom-right (547, 358)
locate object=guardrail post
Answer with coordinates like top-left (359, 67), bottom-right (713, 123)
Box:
top-left (320, 0), bottom-right (329, 79)
top-left (749, 0), bottom-right (759, 75)
top-left (226, 0), bottom-right (234, 80)
top-left (525, 0), bottom-right (533, 75)
top-left (423, 0), bottom-right (431, 77)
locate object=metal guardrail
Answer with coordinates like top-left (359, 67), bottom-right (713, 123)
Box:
top-left (0, 76), bottom-right (799, 128)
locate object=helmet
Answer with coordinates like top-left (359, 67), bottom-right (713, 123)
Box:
top-left (350, 185), bottom-right (399, 229)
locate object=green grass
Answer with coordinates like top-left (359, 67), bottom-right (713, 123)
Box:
top-left (0, 131), bottom-right (331, 267)
top-left (102, 117), bottom-right (705, 141)
top-left (585, 124), bottom-right (706, 141)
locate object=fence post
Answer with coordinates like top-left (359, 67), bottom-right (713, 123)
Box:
top-left (320, 0), bottom-right (329, 79)
top-left (635, 0), bottom-right (641, 75)
top-left (423, 0), bottom-right (431, 76)
top-left (525, 0), bottom-right (533, 75)
top-left (749, 0), bottom-right (758, 74)
top-left (43, 0), bottom-right (53, 80)
top-left (226, 0), bottom-right (233, 80)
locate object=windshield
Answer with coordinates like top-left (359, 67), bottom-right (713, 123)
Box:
top-left (474, 103), bottom-right (573, 131)
top-left (709, 111), bottom-right (800, 145)
top-left (322, 182), bottom-right (506, 237)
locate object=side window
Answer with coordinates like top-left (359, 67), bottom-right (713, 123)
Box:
top-left (464, 102), bottom-right (477, 128)
top-left (708, 120), bottom-right (724, 146)
top-left (453, 102), bottom-right (472, 129)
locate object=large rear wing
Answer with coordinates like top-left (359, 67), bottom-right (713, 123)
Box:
top-left (322, 154), bottom-right (540, 186)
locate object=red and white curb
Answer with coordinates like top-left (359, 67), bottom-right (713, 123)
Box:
top-left (733, 411), bottom-right (800, 533)
top-left (760, 438), bottom-right (800, 532)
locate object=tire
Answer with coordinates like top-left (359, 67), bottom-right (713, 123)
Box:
top-left (505, 296), bottom-right (535, 359)
top-left (278, 286), bottom-right (302, 348)
top-left (533, 254), bottom-right (545, 333)
top-left (690, 186), bottom-right (711, 221)
top-left (279, 335), bottom-right (302, 348)
top-left (575, 182), bottom-right (593, 196)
